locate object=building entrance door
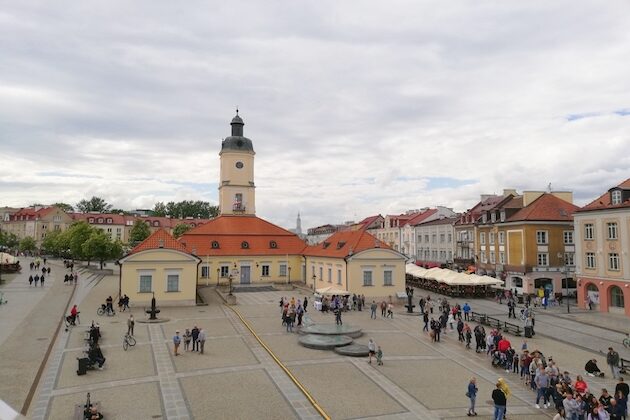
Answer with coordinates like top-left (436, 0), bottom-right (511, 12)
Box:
top-left (240, 266), bottom-right (250, 284)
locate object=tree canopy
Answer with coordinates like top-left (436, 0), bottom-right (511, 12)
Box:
top-left (152, 200), bottom-right (218, 219)
top-left (0, 230), bottom-right (19, 250)
top-left (82, 230), bottom-right (123, 269)
top-left (129, 220), bottom-right (151, 244)
top-left (18, 236), bottom-right (36, 253)
top-left (172, 223), bottom-right (193, 238)
top-left (76, 196), bottom-right (112, 213)
top-left (53, 202), bottom-right (74, 213)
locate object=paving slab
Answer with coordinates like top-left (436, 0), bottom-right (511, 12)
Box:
top-left (263, 334), bottom-right (346, 362)
top-left (355, 332), bottom-right (441, 357)
top-left (47, 382), bottom-right (162, 420)
top-left (180, 370), bottom-right (297, 420)
top-left (170, 336), bottom-right (259, 373)
top-left (161, 317), bottom-right (237, 339)
top-left (290, 361), bottom-right (406, 419)
top-left (56, 344), bottom-right (155, 389)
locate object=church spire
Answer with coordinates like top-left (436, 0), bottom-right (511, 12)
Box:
top-left (230, 109), bottom-right (244, 137)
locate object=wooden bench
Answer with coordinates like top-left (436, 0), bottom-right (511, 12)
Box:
top-left (621, 358), bottom-right (629, 374)
top-left (470, 312), bottom-right (488, 325)
top-left (502, 321), bottom-right (522, 337)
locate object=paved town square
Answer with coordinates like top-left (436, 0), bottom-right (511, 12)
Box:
top-left (0, 258), bottom-right (628, 419)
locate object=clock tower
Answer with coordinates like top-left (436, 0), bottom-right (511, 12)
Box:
top-left (218, 111), bottom-right (256, 215)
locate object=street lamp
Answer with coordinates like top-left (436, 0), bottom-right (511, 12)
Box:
top-left (312, 274), bottom-right (316, 291)
top-left (558, 252), bottom-right (570, 313)
top-left (228, 275), bottom-right (233, 296)
top-left (216, 268), bottom-right (220, 287)
top-left (288, 266), bottom-right (291, 285)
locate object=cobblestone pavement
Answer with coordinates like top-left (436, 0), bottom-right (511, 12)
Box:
top-left (11, 276), bottom-right (630, 419)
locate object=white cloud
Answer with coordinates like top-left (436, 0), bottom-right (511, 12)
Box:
top-left (1, 0), bottom-right (629, 229)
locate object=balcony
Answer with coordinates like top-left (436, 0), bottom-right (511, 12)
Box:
top-left (232, 203), bottom-right (246, 213)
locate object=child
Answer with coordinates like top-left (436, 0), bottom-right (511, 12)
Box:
top-left (376, 346), bottom-right (383, 365)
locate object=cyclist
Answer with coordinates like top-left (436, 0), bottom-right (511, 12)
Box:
top-left (68, 305), bottom-right (79, 326)
top-left (105, 296), bottom-right (114, 315)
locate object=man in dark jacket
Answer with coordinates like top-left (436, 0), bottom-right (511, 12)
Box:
top-left (492, 383), bottom-right (507, 420)
top-left (191, 326), bottom-right (200, 352)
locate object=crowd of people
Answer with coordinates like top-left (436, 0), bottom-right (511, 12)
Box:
top-left (27, 260), bottom-right (50, 287)
top-left (173, 326), bottom-right (208, 355)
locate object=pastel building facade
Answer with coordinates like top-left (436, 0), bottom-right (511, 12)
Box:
top-left (574, 179), bottom-right (630, 316)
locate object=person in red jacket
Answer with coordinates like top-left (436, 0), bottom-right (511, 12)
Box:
top-left (498, 338), bottom-right (511, 353)
top-left (69, 305), bottom-right (79, 325)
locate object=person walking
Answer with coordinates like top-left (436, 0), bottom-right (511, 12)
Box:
top-left (535, 368), bottom-right (551, 408)
top-left (334, 306), bottom-right (342, 326)
top-left (376, 346), bottom-right (383, 365)
top-left (28, 275), bottom-right (33, 286)
top-left (34, 274), bottom-right (39, 287)
top-left (183, 329), bottom-right (192, 351)
top-left (191, 326), bottom-right (200, 352)
top-left (367, 338), bottom-right (376, 364)
top-left (303, 296), bottom-right (308, 312)
top-left (497, 377), bottom-right (511, 419)
top-left (123, 295), bottom-right (130, 311)
top-left (608, 347), bottom-right (621, 379)
top-left (387, 302), bottom-right (394, 319)
top-left (492, 382), bottom-right (507, 420)
top-left (370, 301), bottom-right (377, 319)
top-left (40, 274), bottom-right (45, 287)
top-left (127, 315), bottom-right (135, 336)
top-left (173, 331), bottom-right (181, 356)
top-left (465, 324), bottom-right (473, 349)
top-left (198, 328), bottom-right (207, 354)
top-left (467, 377), bottom-right (478, 416)
top-left (380, 301), bottom-right (387, 317)
top-left (296, 304), bottom-right (304, 327)
top-left (463, 302), bottom-right (471, 321)
top-left (423, 311), bottom-right (429, 332)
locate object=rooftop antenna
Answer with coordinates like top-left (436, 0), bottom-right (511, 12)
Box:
top-left (236, 106), bottom-right (239, 115)
top-left (547, 182), bottom-right (552, 193)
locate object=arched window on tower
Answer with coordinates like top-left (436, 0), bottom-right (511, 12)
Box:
top-left (233, 193), bottom-right (244, 212)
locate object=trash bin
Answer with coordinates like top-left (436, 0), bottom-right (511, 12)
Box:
top-left (524, 326), bottom-right (533, 338)
top-left (77, 357), bottom-right (89, 375)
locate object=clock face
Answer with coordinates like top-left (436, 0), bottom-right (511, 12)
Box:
top-left (235, 161), bottom-right (244, 169)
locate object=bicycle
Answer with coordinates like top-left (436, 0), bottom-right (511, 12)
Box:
top-left (122, 333), bottom-right (136, 351)
top-left (97, 304), bottom-right (115, 317)
top-left (64, 312), bottom-right (81, 329)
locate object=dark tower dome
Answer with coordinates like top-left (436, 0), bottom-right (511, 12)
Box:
top-left (221, 110), bottom-right (254, 153)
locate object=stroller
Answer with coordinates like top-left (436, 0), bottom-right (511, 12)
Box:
top-left (491, 351), bottom-right (509, 369)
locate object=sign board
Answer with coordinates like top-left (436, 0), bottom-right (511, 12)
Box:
top-left (587, 290), bottom-right (600, 304)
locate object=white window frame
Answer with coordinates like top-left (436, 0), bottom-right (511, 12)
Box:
top-left (166, 271), bottom-right (180, 292)
top-left (262, 264), bottom-right (270, 277)
top-left (586, 252), bottom-right (596, 269)
top-left (383, 270), bottom-right (393, 286)
top-left (537, 253), bottom-right (549, 267)
top-left (337, 269), bottom-right (342, 285)
top-left (564, 252), bottom-right (574, 266)
top-left (363, 270), bottom-right (373, 286)
top-left (584, 223), bottom-right (594, 240)
top-left (279, 264), bottom-right (287, 277)
top-left (201, 265), bottom-right (210, 278)
top-left (138, 270), bottom-right (154, 293)
top-left (328, 268), bottom-right (332, 283)
top-left (499, 251), bottom-right (505, 264)
top-left (563, 230), bottom-right (574, 244)
top-left (480, 251), bottom-right (486, 263)
top-left (609, 253), bottom-right (620, 271)
top-left (607, 222), bottom-right (618, 240)
top-left (489, 252), bottom-right (496, 264)
top-left (480, 232), bottom-right (486, 245)
top-left (536, 230), bottom-right (548, 245)
top-left (498, 232), bottom-right (505, 245)
top-left (220, 265), bottom-right (229, 277)
top-left (489, 232), bottom-right (495, 245)
top-left (611, 190), bottom-right (622, 205)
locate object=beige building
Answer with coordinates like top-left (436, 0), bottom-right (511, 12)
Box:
top-left (414, 216), bottom-right (459, 268)
top-left (119, 229), bottom-right (201, 306)
top-left (303, 229), bottom-right (406, 298)
top-left (2, 206), bottom-right (73, 247)
top-left (574, 178), bottom-right (630, 316)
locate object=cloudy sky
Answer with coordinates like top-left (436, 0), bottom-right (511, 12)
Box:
top-left (1, 1), bottom-right (629, 230)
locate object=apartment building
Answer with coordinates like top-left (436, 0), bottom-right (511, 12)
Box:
top-left (574, 178), bottom-right (630, 316)
top-left (1, 206), bottom-right (74, 247)
top-left (415, 216), bottom-right (459, 267)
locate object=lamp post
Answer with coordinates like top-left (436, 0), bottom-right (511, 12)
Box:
top-left (228, 275), bottom-right (233, 296)
top-left (288, 266), bottom-right (291, 285)
top-left (216, 268), bottom-right (220, 287)
top-left (312, 274), bottom-right (316, 291)
top-left (558, 252), bottom-right (570, 313)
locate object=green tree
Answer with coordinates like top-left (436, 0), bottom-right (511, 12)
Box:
top-left (173, 223), bottom-right (192, 238)
top-left (76, 196), bottom-right (113, 213)
top-left (53, 202), bottom-right (74, 213)
top-left (152, 202), bottom-right (167, 217)
top-left (82, 231), bottom-right (124, 269)
top-left (0, 230), bottom-right (19, 250)
top-left (110, 208), bottom-right (128, 215)
top-left (129, 220), bottom-right (151, 245)
top-left (41, 230), bottom-right (63, 256)
top-left (68, 221), bottom-right (95, 260)
top-left (19, 236), bottom-right (37, 253)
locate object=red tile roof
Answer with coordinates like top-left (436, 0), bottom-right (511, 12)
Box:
top-left (10, 206), bottom-right (57, 221)
top-left (180, 215), bottom-right (307, 256)
top-left (303, 229), bottom-right (392, 258)
top-left (356, 214), bottom-right (383, 230)
top-left (417, 216), bottom-right (458, 226)
top-left (70, 213), bottom-right (212, 228)
top-left (408, 209), bottom-right (438, 226)
top-left (507, 193), bottom-right (578, 222)
top-left (128, 229), bottom-right (190, 255)
top-left (577, 178), bottom-right (630, 212)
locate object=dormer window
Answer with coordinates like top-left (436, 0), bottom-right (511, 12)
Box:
top-left (88, 218), bottom-right (95, 223)
top-left (482, 214), bottom-right (487, 223)
top-left (211, 241), bottom-right (220, 249)
top-left (106, 218), bottom-right (113, 224)
top-left (153, 221), bottom-right (159, 227)
top-left (490, 212), bottom-right (496, 222)
top-left (269, 240), bottom-right (278, 249)
top-left (336, 241), bottom-right (346, 250)
top-left (500, 211), bottom-right (506, 222)
top-left (611, 190), bottom-right (622, 205)
top-left (322, 242), bottom-right (331, 249)
top-left (241, 241), bottom-right (249, 249)
top-left (97, 218), bottom-right (103, 223)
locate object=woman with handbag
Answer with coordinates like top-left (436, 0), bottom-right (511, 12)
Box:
top-left (467, 377), bottom-right (478, 416)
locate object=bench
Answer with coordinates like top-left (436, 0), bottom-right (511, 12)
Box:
top-left (621, 358), bottom-right (629, 374)
top-left (470, 312), bottom-right (488, 325)
top-left (502, 321), bottom-right (522, 336)
top-left (469, 312), bottom-right (521, 336)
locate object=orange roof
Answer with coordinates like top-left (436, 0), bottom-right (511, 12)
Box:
top-left (180, 215), bottom-right (307, 256)
top-left (10, 206), bottom-right (57, 221)
top-left (408, 209), bottom-right (437, 226)
top-left (578, 178), bottom-right (630, 212)
top-left (70, 213), bottom-right (211, 228)
top-left (128, 229), bottom-right (190, 255)
top-left (507, 193), bottom-right (578, 222)
top-left (303, 229), bottom-right (392, 258)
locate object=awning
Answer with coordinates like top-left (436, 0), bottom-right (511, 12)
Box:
top-left (0, 253), bottom-right (17, 264)
top-left (406, 264), bottom-right (504, 286)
